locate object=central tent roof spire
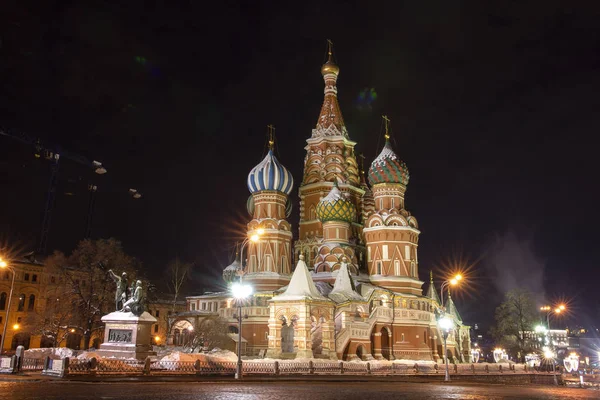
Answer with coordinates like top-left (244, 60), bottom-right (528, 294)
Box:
top-left (313, 39), bottom-right (348, 138)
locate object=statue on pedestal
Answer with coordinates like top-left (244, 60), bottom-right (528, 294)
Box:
top-left (108, 270), bottom-right (129, 311)
top-left (122, 280), bottom-right (145, 316)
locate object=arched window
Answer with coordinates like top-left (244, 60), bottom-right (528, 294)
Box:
top-left (0, 292), bottom-right (6, 310)
top-left (28, 294), bottom-right (35, 311)
top-left (376, 261), bottom-right (382, 275)
top-left (17, 294), bottom-right (25, 311)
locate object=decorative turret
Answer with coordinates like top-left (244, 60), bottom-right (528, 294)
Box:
top-left (329, 258), bottom-right (364, 302)
top-left (313, 181), bottom-right (359, 275)
top-left (316, 180), bottom-right (357, 224)
top-left (426, 271), bottom-right (441, 304)
top-left (247, 142), bottom-right (294, 196)
top-left (446, 289), bottom-right (463, 323)
top-left (244, 125), bottom-right (294, 291)
top-left (314, 39), bottom-right (346, 138)
top-left (368, 117), bottom-right (409, 187)
top-left (272, 255), bottom-right (327, 301)
top-left (363, 116), bottom-right (422, 294)
top-left (296, 40), bottom-right (365, 274)
top-left (222, 249), bottom-right (242, 284)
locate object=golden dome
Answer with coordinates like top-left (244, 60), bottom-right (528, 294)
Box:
top-left (321, 40), bottom-right (339, 76)
top-left (321, 58), bottom-right (339, 76)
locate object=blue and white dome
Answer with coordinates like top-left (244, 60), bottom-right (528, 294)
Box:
top-left (247, 150), bottom-right (294, 195)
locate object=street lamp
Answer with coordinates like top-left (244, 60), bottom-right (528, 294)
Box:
top-left (438, 315), bottom-right (454, 382)
top-left (0, 257), bottom-right (16, 356)
top-left (540, 304), bottom-right (566, 330)
top-left (231, 280), bottom-right (253, 380)
top-left (239, 230), bottom-right (263, 273)
top-left (440, 274), bottom-right (462, 308)
top-left (543, 347), bottom-right (558, 385)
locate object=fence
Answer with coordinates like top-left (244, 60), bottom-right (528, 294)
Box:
top-left (34, 357), bottom-right (563, 378)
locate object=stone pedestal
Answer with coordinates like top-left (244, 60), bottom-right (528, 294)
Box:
top-left (98, 311), bottom-right (157, 360)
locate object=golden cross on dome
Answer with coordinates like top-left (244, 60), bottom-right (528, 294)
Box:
top-left (327, 39), bottom-right (333, 57)
top-left (382, 115), bottom-right (391, 140)
top-left (267, 124), bottom-right (275, 150)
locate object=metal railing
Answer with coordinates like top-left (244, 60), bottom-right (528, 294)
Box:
top-left (34, 357), bottom-right (566, 378)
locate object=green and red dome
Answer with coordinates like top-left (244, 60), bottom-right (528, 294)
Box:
top-left (368, 140), bottom-right (409, 186)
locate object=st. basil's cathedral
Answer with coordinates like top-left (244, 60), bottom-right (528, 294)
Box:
top-left (174, 44), bottom-right (471, 362)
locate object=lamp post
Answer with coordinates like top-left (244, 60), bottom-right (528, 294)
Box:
top-left (0, 257), bottom-right (16, 355)
top-left (543, 348), bottom-right (558, 385)
top-left (239, 229), bottom-right (263, 273)
top-left (440, 274), bottom-right (462, 308)
top-left (540, 304), bottom-right (565, 330)
top-left (231, 280), bottom-right (252, 380)
top-left (438, 315), bottom-right (454, 382)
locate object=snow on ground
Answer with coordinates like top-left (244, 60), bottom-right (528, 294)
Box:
top-left (76, 351), bottom-right (102, 360)
top-left (159, 348), bottom-right (237, 363)
top-left (24, 347), bottom-right (74, 360)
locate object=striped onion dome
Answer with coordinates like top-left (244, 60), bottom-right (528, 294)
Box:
top-left (316, 181), bottom-right (356, 223)
top-left (368, 139), bottom-right (410, 186)
top-left (247, 150), bottom-right (294, 195)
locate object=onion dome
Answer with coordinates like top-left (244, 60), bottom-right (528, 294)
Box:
top-left (368, 139), bottom-right (410, 186)
top-left (223, 253), bottom-right (242, 284)
top-left (247, 150), bottom-right (294, 195)
top-left (316, 181), bottom-right (356, 223)
top-left (321, 56), bottom-right (339, 76)
top-left (321, 39), bottom-right (339, 76)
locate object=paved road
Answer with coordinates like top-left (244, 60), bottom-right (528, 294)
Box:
top-left (0, 381), bottom-right (597, 399)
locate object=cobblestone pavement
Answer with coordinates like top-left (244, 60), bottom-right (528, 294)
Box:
top-left (1, 381), bottom-right (599, 399)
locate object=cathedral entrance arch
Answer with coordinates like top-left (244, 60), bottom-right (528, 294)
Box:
top-left (356, 344), bottom-right (365, 360)
top-left (381, 326), bottom-right (391, 360)
top-left (171, 319), bottom-right (194, 346)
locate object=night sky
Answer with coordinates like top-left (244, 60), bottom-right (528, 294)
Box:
top-left (1, 1), bottom-right (599, 331)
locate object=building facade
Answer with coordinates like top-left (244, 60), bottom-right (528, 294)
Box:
top-left (0, 255), bottom-right (185, 352)
top-left (173, 45), bottom-right (471, 362)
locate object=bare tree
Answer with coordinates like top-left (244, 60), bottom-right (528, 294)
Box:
top-left (187, 317), bottom-right (230, 353)
top-left (24, 271), bottom-right (74, 347)
top-left (491, 288), bottom-right (538, 362)
top-left (164, 257), bottom-right (192, 337)
top-left (42, 238), bottom-right (140, 349)
top-left (165, 257), bottom-right (193, 307)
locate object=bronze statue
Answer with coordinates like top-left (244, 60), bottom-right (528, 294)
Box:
top-left (122, 280), bottom-right (145, 316)
top-left (108, 270), bottom-right (128, 311)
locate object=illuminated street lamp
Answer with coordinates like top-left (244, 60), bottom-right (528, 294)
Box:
top-left (540, 304), bottom-right (566, 330)
top-left (440, 274), bottom-right (462, 308)
top-left (0, 257), bottom-right (16, 355)
top-left (239, 230), bottom-right (263, 273)
top-left (232, 281), bottom-right (253, 380)
top-left (542, 346), bottom-right (558, 385)
top-left (438, 315), bottom-right (454, 382)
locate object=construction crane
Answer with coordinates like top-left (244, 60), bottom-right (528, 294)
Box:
top-left (0, 128), bottom-right (141, 254)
